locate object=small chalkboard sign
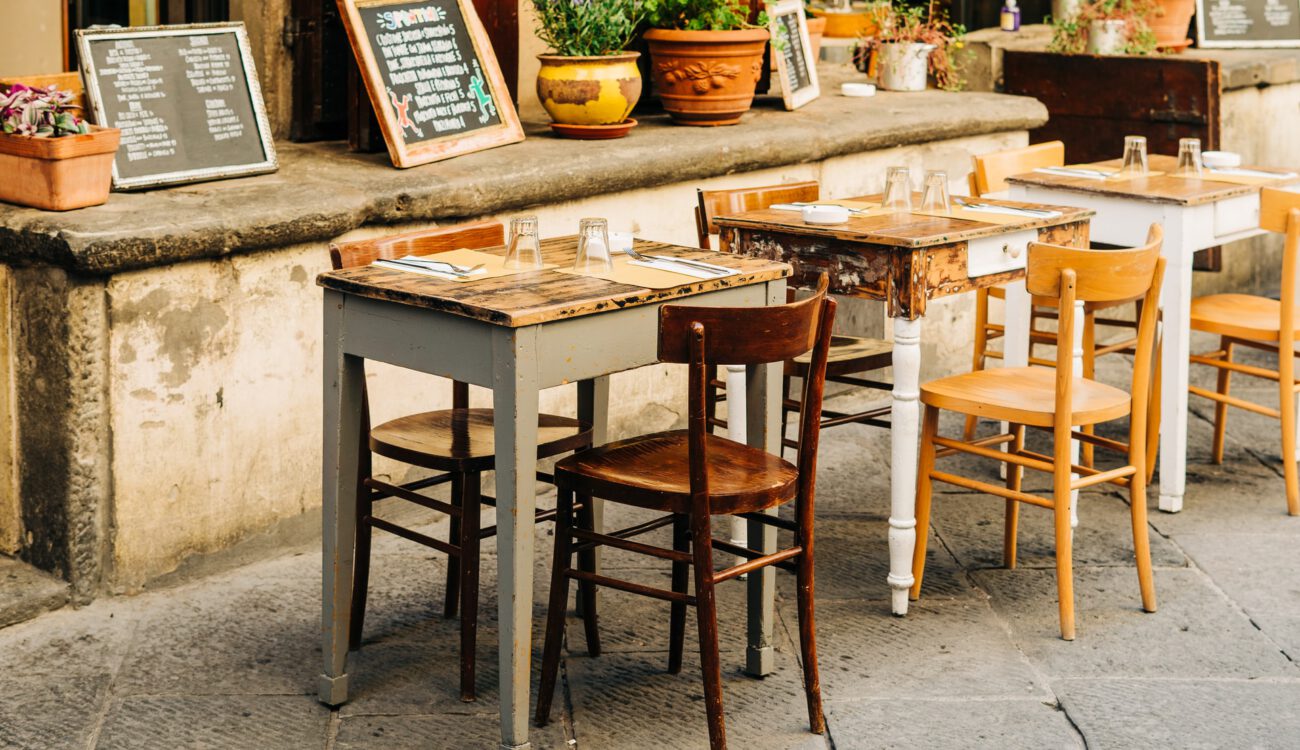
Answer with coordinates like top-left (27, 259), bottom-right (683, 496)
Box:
top-left (1197, 0), bottom-right (1300, 47)
top-left (768, 0), bottom-right (819, 110)
top-left (337, 0), bottom-right (524, 168)
top-left (77, 23), bottom-right (278, 191)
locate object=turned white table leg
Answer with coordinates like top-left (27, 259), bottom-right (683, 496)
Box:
top-left (889, 315), bottom-right (922, 616)
top-left (726, 363), bottom-right (750, 570)
top-left (1158, 213), bottom-right (1193, 513)
top-left (1003, 280), bottom-right (1032, 480)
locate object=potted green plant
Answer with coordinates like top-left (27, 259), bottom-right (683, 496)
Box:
top-left (859, 0), bottom-right (967, 92)
top-left (1048, 0), bottom-right (1158, 55)
top-left (532, 0), bottom-right (644, 137)
top-left (0, 84), bottom-right (119, 211)
top-left (641, 0), bottom-right (771, 126)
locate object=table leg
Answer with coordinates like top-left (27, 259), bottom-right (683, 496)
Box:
top-left (726, 363), bottom-right (749, 567)
top-left (575, 377), bottom-right (609, 615)
top-left (492, 327), bottom-right (542, 750)
top-left (1158, 217), bottom-right (1193, 513)
top-left (745, 279), bottom-right (784, 677)
top-left (319, 292), bottom-right (362, 706)
top-left (888, 315), bottom-right (921, 616)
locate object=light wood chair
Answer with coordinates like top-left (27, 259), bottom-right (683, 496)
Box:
top-left (696, 182), bottom-right (893, 451)
top-left (329, 222), bottom-right (594, 701)
top-left (966, 141), bottom-right (1146, 467)
top-left (536, 276), bottom-right (837, 750)
top-left (1189, 187), bottom-right (1300, 515)
top-left (911, 226), bottom-right (1166, 640)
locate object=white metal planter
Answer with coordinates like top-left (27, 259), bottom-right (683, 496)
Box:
top-left (876, 42), bottom-right (936, 92)
top-left (1087, 19), bottom-right (1128, 55)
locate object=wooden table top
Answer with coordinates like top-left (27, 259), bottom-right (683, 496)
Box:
top-left (317, 236), bottom-right (791, 328)
top-left (1006, 155), bottom-right (1300, 206)
top-left (713, 194), bottom-right (1093, 249)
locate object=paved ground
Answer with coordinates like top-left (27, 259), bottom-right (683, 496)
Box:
top-left (3, 343), bottom-right (1300, 749)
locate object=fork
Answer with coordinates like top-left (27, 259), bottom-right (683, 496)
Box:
top-left (397, 256), bottom-right (486, 274)
top-left (953, 197), bottom-right (1056, 216)
top-left (623, 244), bottom-right (729, 276)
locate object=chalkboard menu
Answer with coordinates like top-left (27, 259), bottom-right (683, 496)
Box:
top-left (768, 1), bottom-right (820, 110)
top-left (77, 24), bottom-right (277, 190)
top-left (1197, 0), bottom-right (1300, 47)
top-left (338, 0), bottom-right (524, 168)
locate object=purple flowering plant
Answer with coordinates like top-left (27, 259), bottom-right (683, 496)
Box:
top-left (1, 84), bottom-right (90, 138)
top-left (532, 0), bottom-right (642, 56)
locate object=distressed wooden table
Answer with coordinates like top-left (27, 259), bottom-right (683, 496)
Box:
top-left (716, 197), bottom-right (1094, 616)
top-left (1008, 155), bottom-right (1300, 513)
top-left (316, 237), bottom-right (791, 750)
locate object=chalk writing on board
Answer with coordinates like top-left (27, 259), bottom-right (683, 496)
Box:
top-left (1198, 0), bottom-right (1300, 46)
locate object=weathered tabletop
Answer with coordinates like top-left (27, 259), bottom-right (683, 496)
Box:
top-left (317, 237), bottom-right (792, 327)
top-left (1006, 154), bottom-right (1300, 206)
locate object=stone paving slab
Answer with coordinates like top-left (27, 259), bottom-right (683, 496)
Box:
top-left (335, 714), bottom-right (572, 750)
top-left (0, 557), bottom-right (69, 629)
top-left (973, 566), bottom-right (1298, 679)
top-left (1056, 678), bottom-right (1300, 748)
top-left (96, 695), bottom-right (332, 749)
top-left (824, 698), bottom-right (1083, 749)
top-left (0, 676), bottom-right (109, 749)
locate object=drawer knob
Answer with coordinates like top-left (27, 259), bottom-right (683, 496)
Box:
top-left (1004, 243), bottom-right (1022, 259)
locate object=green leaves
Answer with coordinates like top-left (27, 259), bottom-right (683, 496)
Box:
top-left (0, 84), bottom-right (87, 138)
top-left (643, 0), bottom-right (756, 31)
top-left (532, 0), bottom-right (643, 56)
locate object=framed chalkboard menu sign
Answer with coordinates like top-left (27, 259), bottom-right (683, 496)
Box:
top-left (768, 1), bottom-right (820, 110)
top-left (337, 0), bottom-right (524, 168)
top-left (1197, 0), bottom-right (1300, 47)
top-left (77, 23), bottom-right (278, 191)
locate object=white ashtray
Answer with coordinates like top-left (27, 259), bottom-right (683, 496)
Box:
top-left (609, 231), bottom-right (635, 253)
top-left (1202, 151), bottom-right (1242, 169)
top-left (801, 204), bottom-right (851, 225)
top-left (842, 82), bottom-right (876, 98)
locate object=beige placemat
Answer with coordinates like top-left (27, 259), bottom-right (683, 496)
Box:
top-left (376, 248), bottom-right (556, 283)
top-left (1167, 169), bottom-right (1297, 186)
top-left (911, 206), bottom-right (1037, 225)
top-left (1072, 164), bottom-right (1166, 182)
top-left (555, 254), bottom-right (733, 290)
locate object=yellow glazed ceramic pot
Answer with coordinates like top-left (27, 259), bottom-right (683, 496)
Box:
top-left (536, 52), bottom-right (642, 126)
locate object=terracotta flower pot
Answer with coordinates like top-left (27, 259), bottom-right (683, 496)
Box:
top-left (536, 52), bottom-right (643, 126)
top-left (644, 28), bottom-right (771, 127)
top-left (1148, 0), bottom-right (1195, 50)
top-left (771, 16), bottom-right (826, 71)
top-left (0, 125), bottom-right (119, 211)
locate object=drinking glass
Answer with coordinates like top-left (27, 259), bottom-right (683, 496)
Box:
top-left (882, 166), bottom-right (913, 212)
top-left (1120, 135), bottom-right (1149, 176)
top-left (920, 170), bottom-right (950, 213)
top-left (573, 218), bottom-right (613, 273)
top-left (1176, 137), bottom-right (1203, 176)
top-left (504, 215), bottom-right (543, 270)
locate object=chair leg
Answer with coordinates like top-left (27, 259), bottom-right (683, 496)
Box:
top-left (964, 288), bottom-right (991, 440)
top-left (536, 488), bottom-right (575, 727)
top-left (1146, 334), bottom-right (1163, 485)
top-left (668, 513), bottom-right (690, 674)
top-left (444, 473), bottom-right (464, 619)
top-left (575, 495), bottom-right (601, 656)
top-left (348, 451), bottom-right (374, 652)
top-left (1212, 337), bottom-right (1234, 464)
top-left (1003, 424), bottom-right (1024, 570)
top-left (794, 490), bottom-right (825, 734)
top-left (910, 405), bottom-right (940, 601)
top-left (458, 472), bottom-right (482, 702)
top-left (1279, 354), bottom-right (1300, 516)
top-left (1053, 428), bottom-right (1076, 641)
top-left (706, 369), bottom-right (721, 436)
top-left (1081, 312), bottom-right (1097, 468)
top-left (1128, 459), bottom-right (1158, 614)
top-left (689, 504), bottom-right (727, 750)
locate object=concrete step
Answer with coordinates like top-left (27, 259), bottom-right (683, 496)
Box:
top-left (0, 556), bottom-right (69, 629)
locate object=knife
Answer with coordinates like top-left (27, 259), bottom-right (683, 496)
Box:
top-left (645, 255), bottom-right (734, 275)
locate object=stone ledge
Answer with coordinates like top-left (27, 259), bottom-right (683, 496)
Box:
top-left (0, 78), bottom-right (1047, 276)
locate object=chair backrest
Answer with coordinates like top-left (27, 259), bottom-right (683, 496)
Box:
top-left (659, 275), bottom-right (835, 503)
top-left (329, 220), bottom-right (505, 270)
top-left (1026, 225), bottom-right (1165, 460)
top-left (971, 141), bottom-right (1065, 197)
top-left (1261, 187), bottom-right (1300, 342)
top-left (695, 181), bottom-right (820, 249)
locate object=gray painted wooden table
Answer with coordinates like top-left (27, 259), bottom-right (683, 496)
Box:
top-left (316, 237), bottom-right (791, 750)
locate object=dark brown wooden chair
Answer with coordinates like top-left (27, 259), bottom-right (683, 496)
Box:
top-left (696, 182), bottom-right (892, 451)
top-left (329, 222), bottom-right (593, 702)
top-left (535, 275), bottom-right (837, 749)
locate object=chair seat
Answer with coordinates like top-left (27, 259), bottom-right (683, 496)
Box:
top-left (1191, 293), bottom-right (1291, 342)
top-left (554, 431), bottom-right (798, 515)
top-left (922, 366), bottom-right (1130, 427)
top-left (789, 335), bottom-right (892, 378)
top-left (370, 408), bottom-right (592, 472)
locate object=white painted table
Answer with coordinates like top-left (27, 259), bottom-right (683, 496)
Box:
top-left (717, 197), bottom-right (1094, 615)
top-left (315, 237), bottom-right (790, 749)
top-left (1009, 155), bottom-right (1300, 512)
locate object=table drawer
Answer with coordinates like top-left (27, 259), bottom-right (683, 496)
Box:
top-left (967, 229), bottom-right (1038, 278)
top-left (1214, 193), bottom-right (1260, 239)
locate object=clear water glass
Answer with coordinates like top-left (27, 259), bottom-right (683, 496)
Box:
top-left (883, 166), bottom-right (913, 212)
top-left (573, 218), bottom-right (613, 273)
top-left (920, 170), bottom-right (950, 213)
top-left (1120, 135), bottom-right (1149, 176)
top-left (1176, 137), bottom-right (1203, 176)
top-left (504, 215), bottom-right (543, 270)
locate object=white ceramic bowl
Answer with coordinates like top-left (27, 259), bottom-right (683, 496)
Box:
top-left (802, 204), bottom-right (851, 225)
top-left (841, 82), bottom-right (876, 98)
top-left (1202, 151), bottom-right (1242, 169)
